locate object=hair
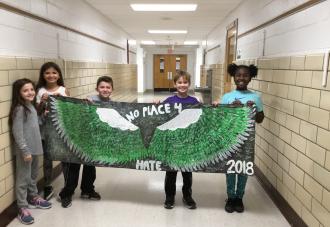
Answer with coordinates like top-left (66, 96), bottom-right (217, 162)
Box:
top-left (227, 63), bottom-right (258, 78)
top-left (36, 62), bottom-right (64, 91)
top-left (9, 78), bottom-right (36, 128)
top-left (173, 70), bottom-right (191, 84)
top-left (96, 76), bottom-right (114, 89)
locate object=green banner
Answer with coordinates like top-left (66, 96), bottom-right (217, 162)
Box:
top-left (45, 96), bottom-right (256, 175)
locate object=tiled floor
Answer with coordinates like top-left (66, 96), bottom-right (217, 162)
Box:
top-left (8, 91), bottom-right (290, 227)
top-left (8, 168), bottom-right (290, 227)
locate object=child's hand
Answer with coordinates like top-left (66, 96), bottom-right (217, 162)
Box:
top-left (23, 154), bottom-right (32, 162)
top-left (246, 101), bottom-right (255, 108)
top-left (231, 99), bottom-right (242, 106)
top-left (41, 93), bottom-right (49, 102)
top-left (83, 98), bottom-right (93, 104)
top-left (212, 101), bottom-right (219, 106)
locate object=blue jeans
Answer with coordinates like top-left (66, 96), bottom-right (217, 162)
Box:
top-left (226, 173), bottom-right (248, 199)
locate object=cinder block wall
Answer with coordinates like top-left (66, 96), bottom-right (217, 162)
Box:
top-left (202, 64), bottom-right (225, 102)
top-left (231, 54), bottom-right (330, 227)
top-left (0, 57), bottom-right (137, 213)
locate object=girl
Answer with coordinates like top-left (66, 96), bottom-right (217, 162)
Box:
top-left (9, 78), bottom-right (52, 225)
top-left (216, 63), bottom-right (264, 213)
top-left (36, 62), bottom-right (69, 200)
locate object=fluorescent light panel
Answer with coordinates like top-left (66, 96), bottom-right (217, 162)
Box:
top-left (148, 30), bottom-right (187, 34)
top-left (130, 4), bottom-right (197, 11)
top-left (141, 40), bottom-right (155, 45)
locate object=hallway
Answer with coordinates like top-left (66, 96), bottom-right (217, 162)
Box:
top-left (1, 0), bottom-right (330, 226)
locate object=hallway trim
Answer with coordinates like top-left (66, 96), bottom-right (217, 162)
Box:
top-left (237, 0), bottom-right (326, 39)
top-left (0, 2), bottom-right (125, 51)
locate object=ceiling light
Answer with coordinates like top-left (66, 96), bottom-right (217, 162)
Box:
top-left (184, 41), bottom-right (198, 45)
top-left (130, 4), bottom-right (197, 12)
top-left (141, 40), bottom-right (156, 45)
top-left (148, 30), bottom-right (187, 34)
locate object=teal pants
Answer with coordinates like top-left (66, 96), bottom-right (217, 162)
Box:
top-left (226, 174), bottom-right (248, 199)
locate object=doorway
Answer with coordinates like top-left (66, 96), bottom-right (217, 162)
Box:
top-left (153, 54), bottom-right (187, 91)
top-left (224, 19), bottom-right (238, 93)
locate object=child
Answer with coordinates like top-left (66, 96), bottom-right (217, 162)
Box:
top-left (57, 76), bottom-right (112, 208)
top-left (218, 63), bottom-right (264, 213)
top-left (9, 78), bottom-right (52, 225)
top-left (36, 62), bottom-right (69, 201)
top-left (87, 75), bottom-right (113, 103)
top-left (162, 70), bottom-right (199, 210)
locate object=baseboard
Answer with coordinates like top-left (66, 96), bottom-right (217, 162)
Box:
top-left (254, 166), bottom-right (307, 227)
top-left (0, 164), bottom-right (62, 227)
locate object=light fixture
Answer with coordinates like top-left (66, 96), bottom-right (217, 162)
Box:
top-left (130, 4), bottom-right (197, 12)
top-left (184, 41), bottom-right (198, 45)
top-left (148, 30), bottom-right (187, 34)
top-left (141, 40), bottom-right (156, 45)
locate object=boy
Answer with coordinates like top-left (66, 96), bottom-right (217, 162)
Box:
top-left (162, 70), bottom-right (199, 209)
top-left (58, 76), bottom-right (113, 208)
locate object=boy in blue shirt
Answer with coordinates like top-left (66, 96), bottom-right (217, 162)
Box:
top-left (215, 63), bottom-right (264, 213)
top-left (162, 70), bottom-right (199, 209)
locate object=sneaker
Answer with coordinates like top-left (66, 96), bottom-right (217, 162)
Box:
top-left (43, 186), bottom-right (54, 201)
top-left (234, 198), bottom-right (244, 213)
top-left (225, 198), bottom-right (235, 213)
top-left (164, 196), bottom-right (175, 209)
top-left (57, 194), bottom-right (72, 208)
top-left (182, 195), bottom-right (197, 209)
top-left (80, 191), bottom-right (101, 200)
top-left (29, 196), bottom-right (52, 209)
top-left (17, 208), bottom-right (34, 225)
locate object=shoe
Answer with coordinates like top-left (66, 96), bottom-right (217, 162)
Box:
top-left (225, 198), bottom-right (235, 213)
top-left (43, 186), bottom-right (54, 201)
top-left (57, 194), bottom-right (72, 208)
top-left (81, 191), bottom-right (101, 200)
top-left (234, 198), bottom-right (244, 213)
top-left (17, 208), bottom-right (34, 225)
top-left (28, 196), bottom-right (52, 209)
top-left (164, 196), bottom-right (175, 209)
top-left (182, 195), bottom-right (197, 209)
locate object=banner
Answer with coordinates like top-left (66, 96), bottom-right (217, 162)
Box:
top-left (45, 96), bottom-right (256, 175)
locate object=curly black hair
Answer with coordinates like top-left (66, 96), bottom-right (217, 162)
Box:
top-left (227, 63), bottom-right (258, 78)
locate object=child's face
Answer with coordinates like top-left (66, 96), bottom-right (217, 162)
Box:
top-left (96, 81), bottom-right (113, 99)
top-left (174, 76), bottom-right (190, 96)
top-left (44, 67), bottom-right (60, 85)
top-left (234, 68), bottom-right (251, 90)
top-left (20, 83), bottom-right (35, 102)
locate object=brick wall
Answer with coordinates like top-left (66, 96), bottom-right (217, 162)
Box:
top-left (0, 57), bottom-right (137, 213)
top-left (231, 54), bottom-right (330, 227)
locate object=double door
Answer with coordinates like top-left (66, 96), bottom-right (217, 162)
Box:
top-left (153, 54), bottom-right (187, 91)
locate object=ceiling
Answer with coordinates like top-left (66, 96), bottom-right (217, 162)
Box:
top-left (85, 0), bottom-right (243, 45)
